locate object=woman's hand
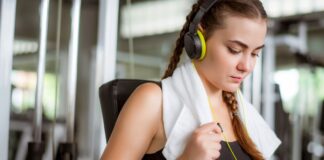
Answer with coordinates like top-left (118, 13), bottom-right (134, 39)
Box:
top-left (178, 122), bottom-right (222, 160)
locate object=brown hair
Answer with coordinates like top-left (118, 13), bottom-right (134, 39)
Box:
top-left (162, 0), bottom-right (267, 159)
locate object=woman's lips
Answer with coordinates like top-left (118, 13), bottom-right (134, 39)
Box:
top-left (230, 76), bottom-right (242, 83)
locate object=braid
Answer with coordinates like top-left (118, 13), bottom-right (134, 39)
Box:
top-left (222, 91), bottom-right (264, 160)
top-left (161, 1), bottom-right (202, 79)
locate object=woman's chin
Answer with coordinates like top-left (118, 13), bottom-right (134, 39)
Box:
top-left (222, 84), bottom-right (240, 93)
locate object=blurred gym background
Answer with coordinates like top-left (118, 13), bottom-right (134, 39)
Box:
top-left (1, 0), bottom-right (324, 159)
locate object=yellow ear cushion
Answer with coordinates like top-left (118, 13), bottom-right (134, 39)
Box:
top-left (197, 30), bottom-right (206, 60)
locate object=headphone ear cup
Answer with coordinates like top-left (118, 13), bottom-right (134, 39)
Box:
top-left (184, 31), bottom-right (206, 60)
top-left (184, 33), bottom-right (200, 59)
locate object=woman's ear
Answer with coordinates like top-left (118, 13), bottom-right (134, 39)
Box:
top-left (198, 24), bottom-right (205, 34)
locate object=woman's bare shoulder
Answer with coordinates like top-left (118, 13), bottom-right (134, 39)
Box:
top-left (131, 82), bottom-right (162, 103)
top-left (121, 82), bottom-right (163, 119)
top-left (100, 82), bottom-right (163, 159)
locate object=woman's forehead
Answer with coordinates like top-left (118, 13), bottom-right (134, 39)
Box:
top-left (210, 16), bottom-right (267, 48)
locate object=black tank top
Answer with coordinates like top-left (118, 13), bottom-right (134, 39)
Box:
top-left (143, 83), bottom-right (252, 160)
top-left (143, 141), bottom-right (252, 160)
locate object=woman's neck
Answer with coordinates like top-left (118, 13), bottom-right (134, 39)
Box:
top-left (194, 62), bottom-right (223, 104)
top-left (204, 80), bottom-right (222, 100)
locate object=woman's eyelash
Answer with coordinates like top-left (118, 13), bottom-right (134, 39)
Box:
top-left (227, 47), bottom-right (260, 57)
top-left (227, 47), bottom-right (241, 54)
top-left (252, 53), bottom-right (259, 57)
top-left (252, 52), bottom-right (260, 57)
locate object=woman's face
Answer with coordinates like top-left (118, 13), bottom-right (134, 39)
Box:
top-left (195, 16), bottom-right (267, 92)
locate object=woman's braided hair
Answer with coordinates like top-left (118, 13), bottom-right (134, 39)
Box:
top-left (162, 0), bottom-right (267, 159)
top-left (162, 1), bottom-right (202, 79)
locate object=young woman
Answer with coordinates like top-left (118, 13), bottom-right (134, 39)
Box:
top-left (101, 0), bottom-right (281, 159)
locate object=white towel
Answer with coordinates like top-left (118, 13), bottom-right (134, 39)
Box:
top-left (161, 60), bottom-right (281, 160)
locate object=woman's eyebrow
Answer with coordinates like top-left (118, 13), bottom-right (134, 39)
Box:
top-left (228, 40), bottom-right (265, 50)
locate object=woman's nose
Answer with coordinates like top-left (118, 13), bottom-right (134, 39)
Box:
top-left (237, 56), bottom-right (252, 73)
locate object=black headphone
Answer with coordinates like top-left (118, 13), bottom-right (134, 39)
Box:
top-left (184, 0), bottom-right (218, 60)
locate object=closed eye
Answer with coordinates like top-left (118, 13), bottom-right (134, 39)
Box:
top-left (227, 47), bottom-right (241, 54)
top-left (252, 52), bottom-right (260, 57)
top-left (252, 50), bottom-right (262, 57)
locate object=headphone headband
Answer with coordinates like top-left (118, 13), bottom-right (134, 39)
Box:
top-left (188, 0), bottom-right (219, 34)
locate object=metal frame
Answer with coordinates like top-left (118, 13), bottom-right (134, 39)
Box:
top-left (0, 0), bottom-right (17, 159)
top-left (252, 53), bottom-right (263, 112)
top-left (66, 0), bottom-right (81, 143)
top-left (34, 0), bottom-right (50, 143)
top-left (95, 0), bottom-right (120, 157)
top-left (262, 33), bottom-right (276, 130)
top-left (292, 22), bottom-right (309, 160)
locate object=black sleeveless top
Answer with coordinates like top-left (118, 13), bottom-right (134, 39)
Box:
top-left (143, 83), bottom-right (252, 160)
top-left (143, 141), bottom-right (252, 160)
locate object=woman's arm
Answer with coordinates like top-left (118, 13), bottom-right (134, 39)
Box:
top-left (100, 83), bottom-right (163, 159)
